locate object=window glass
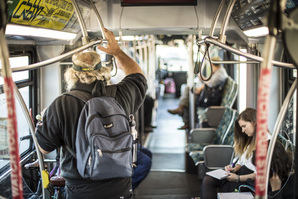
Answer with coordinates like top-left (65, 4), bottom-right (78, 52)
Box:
top-left (157, 40), bottom-right (189, 72)
top-left (0, 86), bottom-right (30, 170)
top-left (0, 56), bottom-right (30, 170)
top-left (0, 56), bottom-right (29, 84)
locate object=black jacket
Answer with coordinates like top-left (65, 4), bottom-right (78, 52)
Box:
top-left (36, 73), bottom-right (147, 198)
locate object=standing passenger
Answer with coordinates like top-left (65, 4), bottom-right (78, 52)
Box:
top-left (200, 108), bottom-right (271, 199)
top-left (35, 28), bottom-right (147, 199)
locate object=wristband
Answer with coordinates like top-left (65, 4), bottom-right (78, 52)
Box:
top-left (236, 175), bottom-right (240, 182)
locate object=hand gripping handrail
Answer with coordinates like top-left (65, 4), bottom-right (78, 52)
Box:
top-left (71, 0), bottom-right (107, 44)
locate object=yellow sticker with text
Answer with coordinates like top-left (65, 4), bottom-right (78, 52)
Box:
top-left (11, 0), bottom-right (75, 30)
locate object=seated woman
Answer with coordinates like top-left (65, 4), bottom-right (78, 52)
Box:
top-left (200, 108), bottom-right (271, 199)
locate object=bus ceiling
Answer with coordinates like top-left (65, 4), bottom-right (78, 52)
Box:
top-left (3, 0), bottom-right (298, 48)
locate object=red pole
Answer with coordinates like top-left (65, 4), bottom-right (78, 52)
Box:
top-left (3, 77), bottom-right (23, 199)
top-left (254, 35), bottom-right (276, 199)
top-left (0, 27), bottom-right (23, 199)
top-left (255, 67), bottom-right (271, 198)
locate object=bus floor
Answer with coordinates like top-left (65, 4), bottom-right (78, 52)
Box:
top-left (134, 93), bottom-right (201, 199)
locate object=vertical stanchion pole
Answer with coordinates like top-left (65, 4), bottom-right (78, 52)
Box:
top-left (255, 0), bottom-right (281, 197)
top-left (254, 35), bottom-right (276, 199)
top-left (88, 0), bottom-right (106, 40)
top-left (0, 21), bottom-right (23, 199)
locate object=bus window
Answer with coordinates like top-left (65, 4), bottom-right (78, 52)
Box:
top-left (0, 56), bottom-right (31, 170)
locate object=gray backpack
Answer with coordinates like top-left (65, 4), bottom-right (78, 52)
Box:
top-left (65, 87), bottom-right (136, 180)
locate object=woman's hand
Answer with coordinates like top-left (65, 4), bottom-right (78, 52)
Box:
top-left (226, 173), bottom-right (238, 182)
top-left (225, 165), bottom-right (236, 173)
top-left (270, 173), bottom-right (282, 191)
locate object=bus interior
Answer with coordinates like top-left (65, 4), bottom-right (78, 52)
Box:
top-left (1, 0), bottom-right (298, 198)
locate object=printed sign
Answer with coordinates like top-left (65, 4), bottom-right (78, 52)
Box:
top-left (9, 0), bottom-right (75, 30)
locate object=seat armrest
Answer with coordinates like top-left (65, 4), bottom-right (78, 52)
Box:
top-left (205, 106), bottom-right (226, 128)
top-left (189, 128), bottom-right (216, 144)
top-left (203, 145), bottom-right (234, 170)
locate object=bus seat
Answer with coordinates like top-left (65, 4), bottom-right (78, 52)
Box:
top-left (198, 76), bottom-right (238, 128)
top-left (186, 107), bottom-right (238, 166)
top-left (203, 145), bottom-right (234, 170)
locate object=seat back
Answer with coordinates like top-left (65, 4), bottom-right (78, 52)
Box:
top-left (220, 110), bottom-right (238, 146)
top-left (213, 107), bottom-right (238, 145)
top-left (220, 76), bottom-right (238, 108)
top-left (203, 145), bottom-right (234, 169)
top-left (197, 76), bottom-right (238, 127)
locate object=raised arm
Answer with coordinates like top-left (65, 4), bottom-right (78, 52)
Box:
top-left (97, 28), bottom-right (144, 76)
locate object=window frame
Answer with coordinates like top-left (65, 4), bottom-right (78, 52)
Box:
top-left (0, 45), bottom-right (39, 173)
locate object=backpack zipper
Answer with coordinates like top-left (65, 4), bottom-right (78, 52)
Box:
top-left (96, 147), bottom-right (132, 157)
top-left (88, 147), bottom-right (132, 166)
top-left (87, 113), bottom-right (128, 127)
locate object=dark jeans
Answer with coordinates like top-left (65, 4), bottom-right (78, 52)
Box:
top-left (132, 147), bottom-right (152, 189)
top-left (144, 95), bottom-right (154, 127)
top-left (200, 166), bottom-right (254, 199)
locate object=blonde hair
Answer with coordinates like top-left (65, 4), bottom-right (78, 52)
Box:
top-left (72, 51), bottom-right (101, 69)
top-left (64, 51), bottom-right (111, 91)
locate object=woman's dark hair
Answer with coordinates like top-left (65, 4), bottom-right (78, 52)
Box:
top-left (252, 140), bottom-right (293, 181)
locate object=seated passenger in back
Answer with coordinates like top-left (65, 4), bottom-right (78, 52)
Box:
top-left (252, 140), bottom-right (295, 199)
top-left (167, 56), bottom-right (228, 129)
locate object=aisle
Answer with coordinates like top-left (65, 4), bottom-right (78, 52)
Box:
top-left (134, 93), bottom-right (201, 199)
top-left (146, 93), bottom-right (186, 171)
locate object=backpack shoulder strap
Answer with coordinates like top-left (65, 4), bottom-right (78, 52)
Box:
top-left (63, 90), bottom-right (92, 103)
top-left (63, 90), bottom-right (91, 158)
top-left (105, 85), bottom-right (117, 98)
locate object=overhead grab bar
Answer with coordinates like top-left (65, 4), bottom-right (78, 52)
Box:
top-left (218, 0), bottom-right (236, 43)
top-left (71, 0), bottom-right (89, 45)
top-left (195, 0), bottom-right (235, 78)
top-left (0, 39), bottom-right (103, 74)
top-left (212, 60), bottom-right (260, 64)
top-left (201, 37), bottom-right (295, 69)
top-left (209, 0), bottom-right (225, 37)
top-left (88, 0), bottom-right (106, 40)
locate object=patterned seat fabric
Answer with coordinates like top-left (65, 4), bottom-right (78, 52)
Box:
top-left (219, 76), bottom-right (238, 108)
top-left (187, 107), bottom-right (238, 165)
top-left (279, 96), bottom-right (295, 151)
top-left (197, 76), bottom-right (238, 124)
top-left (189, 151), bottom-right (204, 165)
